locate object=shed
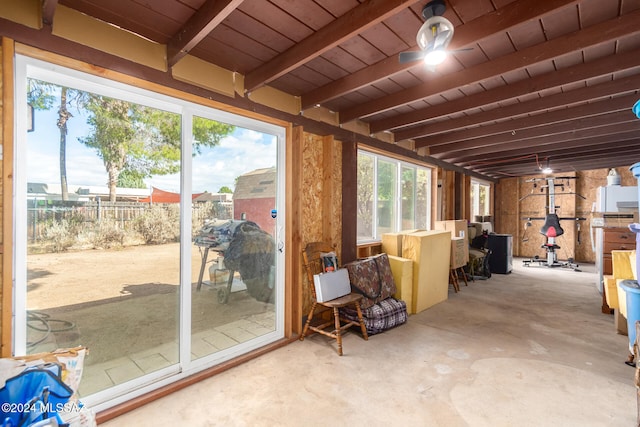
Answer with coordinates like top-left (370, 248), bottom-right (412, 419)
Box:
top-left (233, 168), bottom-right (276, 235)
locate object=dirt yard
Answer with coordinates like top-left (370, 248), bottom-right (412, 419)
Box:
top-left (25, 243), bottom-right (273, 364)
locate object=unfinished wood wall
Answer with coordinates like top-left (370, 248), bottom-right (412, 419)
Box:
top-left (0, 38), bottom-right (12, 358)
top-left (0, 41), bottom-right (4, 356)
top-left (496, 167), bottom-right (639, 263)
top-left (298, 131), bottom-right (342, 317)
top-left (494, 178), bottom-right (518, 235)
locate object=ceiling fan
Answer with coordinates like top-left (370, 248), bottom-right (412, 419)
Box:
top-left (398, 0), bottom-right (471, 69)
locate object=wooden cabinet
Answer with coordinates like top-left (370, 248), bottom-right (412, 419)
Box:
top-left (602, 227), bottom-right (636, 313)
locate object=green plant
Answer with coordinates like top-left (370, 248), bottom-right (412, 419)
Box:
top-left (42, 219), bottom-right (76, 252)
top-left (133, 205), bottom-right (179, 244)
top-left (91, 219), bottom-right (126, 249)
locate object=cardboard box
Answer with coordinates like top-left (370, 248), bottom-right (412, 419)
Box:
top-left (603, 275), bottom-right (618, 309)
top-left (402, 230), bottom-right (451, 314)
top-left (435, 220), bottom-right (469, 244)
top-left (381, 230), bottom-right (422, 257)
top-left (451, 237), bottom-right (469, 268)
top-left (388, 255), bottom-right (414, 314)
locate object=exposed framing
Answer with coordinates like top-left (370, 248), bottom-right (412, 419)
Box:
top-left (1, 37), bottom-right (15, 358)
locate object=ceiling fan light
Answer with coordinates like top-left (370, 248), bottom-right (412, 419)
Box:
top-left (416, 16), bottom-right (454, 50)
top-left (424, 49), bottom-right (447, 65)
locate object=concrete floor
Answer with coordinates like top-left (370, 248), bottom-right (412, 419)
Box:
top-left (102, 259), bottom-right (636, 426)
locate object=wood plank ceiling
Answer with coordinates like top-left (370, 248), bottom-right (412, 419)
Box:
top-left (28, 0), bottom-right (640, 178)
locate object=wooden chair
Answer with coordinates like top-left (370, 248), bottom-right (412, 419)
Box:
top-left (299, 242), bottom-right (368, 355)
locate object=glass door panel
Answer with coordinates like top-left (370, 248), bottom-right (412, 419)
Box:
top-left (23, 79), bottom-right (181, 397)
top-left (17, 57), bottom-right (286, 409)
top-left (190, 117), bottom-right (278, 361)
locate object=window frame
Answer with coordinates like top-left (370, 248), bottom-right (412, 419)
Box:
top-left (13, 54), bottom-right (288, 412)
top-left (357, 149), bottom-right (432, 243)
top-left (471, 179), bottom-right (491, 218)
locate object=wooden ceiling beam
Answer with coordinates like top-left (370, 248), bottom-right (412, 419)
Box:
top-left (243, 0), bottom-right (414, 93)
top-left (470, 140), bottom-right (640, 173)
top-left (167, 0), bottom-right (244, 67)
top-left (341, 9), bottom-right (640, 124)
top-left (422, 93), bottom-right (639, 147)
top-left (42, 0), bottom-right (59, 26)
top-left (300, 0), bottom-right (580, 110)
top-left (475, 152), bottom-right (640, 176)
top-left (403, 49), bottom-right (640, 147)
top-left (453, 132), bottom-right (640, 166)
top-left (428, 111), bottom-right (638, 155)
top-left (432, 121), bottom-right (640, 161)
top-left (393, 74), bottom-right (640, 141)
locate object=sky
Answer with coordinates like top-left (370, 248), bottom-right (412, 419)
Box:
top-left (26, 97), bottom-right (278, 194)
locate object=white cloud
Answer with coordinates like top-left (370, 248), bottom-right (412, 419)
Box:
top-left (26, 107), bottom-right (279, 195)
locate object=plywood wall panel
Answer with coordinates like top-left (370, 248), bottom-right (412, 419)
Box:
top-left (575, 167), bottom-right (637, 263)
top-left (497, 167), bottom-right (640, 264)
top-left (576, 169), bottom-right (601, 263)
top-left (495, 178), bottom-right (518, 235)
top-left (299, 131), bottom-right (343, 316)
top-left (330, 138), bottom-right (342, 252)
top-left (301, 133), bottom-right (324, 244)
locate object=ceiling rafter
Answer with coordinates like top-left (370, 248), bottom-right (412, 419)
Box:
top-left (473, 142), bottom-right (640, 172)
top-left (430, 111), bottom-right (638, 156)
top-left (454, 132), bottom-right (640, 166)
top-left (3, 0), bottom-right (638, 178)
top-left (422, 94), bottom-right (639, 147)
top-left (433, 121), bottom-right (640, 162)
top-left (476, 151), bottom-right (640, 177)
top-left (393, 75), bottom-right (640, 141)
top-left (399, 48), bottom-right (640, 147)
top-left (340, 9), bottom-right (640, 124)
top-left (243, 0), bottom-right (415, 93)
top-left (300, 0), bottom-right (580, 111)
top-left (167, 0), bottom-right (244, 67)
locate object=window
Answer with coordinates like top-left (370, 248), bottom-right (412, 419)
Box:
top-left (14, 56), bottom-right (286, 411)
top-left (471, 180), bottom-right (491, 218)
top-left (357, 150), bottom-right (432, 242)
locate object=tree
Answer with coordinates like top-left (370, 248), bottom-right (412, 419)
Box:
top-left (80, 95), bottom-right (235, 201)
top-left (118, 169), bottom-right (147, 188)
top-left (357, 154), bottom-right (374, 237)
top-left (28, 79), bottom-right (88, 201)
top-left (57, 87), bottom-right (71, 201)
top-left (80, 97), bottom-right (136, 202)
top-left (218, 186), bottom-right (233, 193)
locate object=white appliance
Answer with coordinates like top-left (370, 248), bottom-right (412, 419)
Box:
top-left (593, 185), bottom-right (638, 293)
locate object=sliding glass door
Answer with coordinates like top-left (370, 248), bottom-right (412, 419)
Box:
top-left (13, 56), bottom-right (285, 410)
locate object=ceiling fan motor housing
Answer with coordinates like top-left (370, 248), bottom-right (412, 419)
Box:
top-left (422, 0), bottom-right (447, 20)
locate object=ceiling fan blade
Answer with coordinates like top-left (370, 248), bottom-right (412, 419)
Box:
top-left (399, 50), bottom-right (426, 64)
top-left (433, 30), bottom-right (453, 50)
top-left (449, 47), bottom-right (474, 53)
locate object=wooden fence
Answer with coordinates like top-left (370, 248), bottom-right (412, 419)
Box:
top-left (27, 200), bottom-right (233, 242)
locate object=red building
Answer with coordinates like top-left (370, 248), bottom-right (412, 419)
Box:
top-left (233, 168), bottom-right (277, 236)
